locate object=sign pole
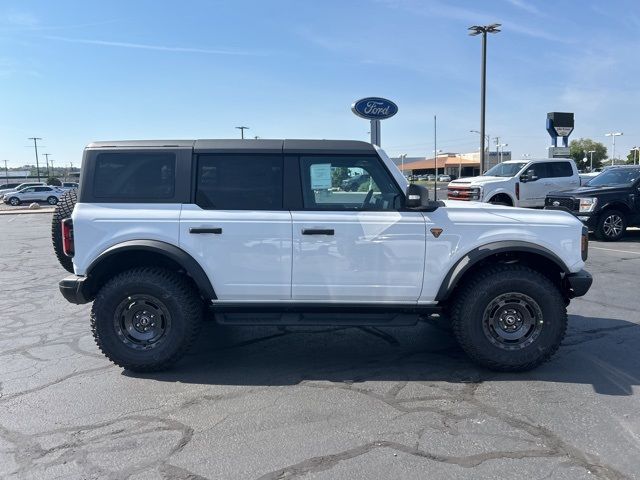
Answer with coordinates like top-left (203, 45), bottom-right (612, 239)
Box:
top-left (370, 120), bottom-right (381, 146)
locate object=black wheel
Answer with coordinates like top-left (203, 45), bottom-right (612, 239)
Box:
top-left (47, 196), bottom-right (58, 205)
top-left (91, 267), bottom-right (203, 372)
top-left (488, 194), bottom-right (513, 207)
top-left (9, 197), bottom-right (20, 206)
top-left (51, 189), bottom-right (77, 273)
top-left (595, 209), bottom-right (626, 242)
top-left (450, 264), bottom-right (567, 372)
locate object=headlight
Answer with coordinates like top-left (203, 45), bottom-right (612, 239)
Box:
top-left (578, 197), bottom-right (597, 212)
top-left (469, 186), bottom-right (483, 201)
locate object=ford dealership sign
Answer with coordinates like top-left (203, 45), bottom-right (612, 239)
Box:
top-left (351, 97), bottom-right (398, 120)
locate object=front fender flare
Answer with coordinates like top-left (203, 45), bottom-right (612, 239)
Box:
top-left (435, 241), bottom-right (570, 301)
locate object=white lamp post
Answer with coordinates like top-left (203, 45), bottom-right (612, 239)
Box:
top-left (605, 132), bottom-right (623, 166)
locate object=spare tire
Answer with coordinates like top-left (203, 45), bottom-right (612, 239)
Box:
top-left (52, 189), bottom-right (78, 273)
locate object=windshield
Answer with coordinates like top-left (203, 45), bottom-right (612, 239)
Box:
top-left (484, 162), bottom-right (527, 177)
top-left (586, 168), bottom-right (640, 187)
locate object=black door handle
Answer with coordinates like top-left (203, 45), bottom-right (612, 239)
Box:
top-left (302, 228), bottom-right (334, 235)
top-left (189, 227), bottom-right (222, 234)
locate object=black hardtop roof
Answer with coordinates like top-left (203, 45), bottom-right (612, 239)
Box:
top-left (86, 139), bottom-right (376, 154)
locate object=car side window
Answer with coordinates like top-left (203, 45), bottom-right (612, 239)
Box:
top-left (196, 154), bottom-right (283, 210)
top-left (35, 187), bottom-right (50, 192)
top-left (299, 155), bottom-right (402, 210)
top-left (21, 188), bottom-right (35, 193)
top-left (548, 162), bottom-right (573, 178)
top-left (525, 163), bottom-right (551, 180)
top-left (94, 153), bottom-right (176, 199)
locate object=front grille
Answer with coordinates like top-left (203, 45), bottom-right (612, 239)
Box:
top-left (448, 186), bottom-right (472, 201)
top-left (545, 196), bottom-right (578, 211)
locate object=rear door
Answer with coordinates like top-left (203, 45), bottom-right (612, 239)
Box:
top-left (34, 186), bottom-right (52, 200)
top-left (179, 153), bottom-right (292, 301)
top-left (548, 161), bottom-right (580, 192)
top-left (291, 154), bottom-right (426, 302)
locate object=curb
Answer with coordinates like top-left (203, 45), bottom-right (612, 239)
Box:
top-left (0, 208), bottom-right (55, 216)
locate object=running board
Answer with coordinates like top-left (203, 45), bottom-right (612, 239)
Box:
top-left (208, 303), bottom-right (442, 326)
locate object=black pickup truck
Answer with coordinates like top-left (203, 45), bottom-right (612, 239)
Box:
top-left (545, 165), bottom-right (640, 241)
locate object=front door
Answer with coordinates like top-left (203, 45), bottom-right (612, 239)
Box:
top-left (519, 163), bottom-right (550, 207)
top-left (179, 153), bottom-right (292, 301)
top-left (291, 155), bottom-right (426, 303)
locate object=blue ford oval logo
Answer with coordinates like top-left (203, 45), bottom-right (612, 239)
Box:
top-left (351, 97), bottom-right (398, 120)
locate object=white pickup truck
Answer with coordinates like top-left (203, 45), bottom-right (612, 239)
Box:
top-left (447, 158), bottom-right (580, 207)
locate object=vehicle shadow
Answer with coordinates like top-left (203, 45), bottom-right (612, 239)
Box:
top-left (590, 228), bottom-right (640, 243)
top-left (128, 314), bottom-right (640, 396)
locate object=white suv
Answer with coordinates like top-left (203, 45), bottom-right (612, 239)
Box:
top-left (4, 185), bottom-right (62, 205)
top-left (54, 140), bottom-right (591, 373)
top-left (447, 159), bottom-right (580, 207)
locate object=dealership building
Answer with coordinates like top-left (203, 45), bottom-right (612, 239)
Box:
top-left (393, 150), bottom-right (511, 178)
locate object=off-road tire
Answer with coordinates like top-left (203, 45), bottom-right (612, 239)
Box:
top-left (91, 267), bottom-right (203, 372)
top-left (450, 264), bottom-right (567, 372)
top-left (595, 209), bottom-right (627, 242)
top-left (51, 189), bottom-right (77, 273)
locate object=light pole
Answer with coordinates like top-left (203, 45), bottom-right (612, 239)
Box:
top-left (44, 153), bottom-right (52, 178)
top-left (28, 137), bottom-right (42, 181)
top-left (470, 130), bottom-right (490, 152)
top-left (468, 23), bottom-right (501, 174)
top-left (235, 126), bottom-right (249, 139)
top-left (605, 132), bottom-right (623, 166)
top-left (497, 143), bottom-right (508, 163)
top-left (587, 150), bottom-right (596, 171)
top-left (632, 147), bottom-right (640, 165)
top-left (2, 160), bottom-right (8, 183)
top-left (400, 154), bottom-right (407, 176)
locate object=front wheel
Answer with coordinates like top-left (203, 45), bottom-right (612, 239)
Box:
top-left (9, 197), bottom-right (20, 206)
top-left (595, 209), bottom-right (626, 241)
top-left (91, 267), bottom-right (203, 372)
top-left (450, 264), bottom-right (567, 371)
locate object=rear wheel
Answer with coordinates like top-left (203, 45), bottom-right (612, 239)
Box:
top-left (51, 189), bottom-right (77, 273)
top-left (91, 267), bottom-right (203, 372)
top-left (450, 264), bottom-right (567, 371)
top-left (595, 209), bottom-right (626, 241)
top-left (47, 196), bottom-right (58, 205)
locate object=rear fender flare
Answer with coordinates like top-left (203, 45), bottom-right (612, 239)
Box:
top-left (87, 240), bottom-right (216, 299)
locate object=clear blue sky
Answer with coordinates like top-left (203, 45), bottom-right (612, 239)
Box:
top-left (1, 0), bottom-right (638, 167)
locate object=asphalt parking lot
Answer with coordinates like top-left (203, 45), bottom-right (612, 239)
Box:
top-left (0, 213), bottom-right (639, 480)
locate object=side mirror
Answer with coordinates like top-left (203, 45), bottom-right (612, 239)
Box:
top-left (405, 184), bottom-right (440, 212)
top-left (405, 183), bottom-right (429, 208)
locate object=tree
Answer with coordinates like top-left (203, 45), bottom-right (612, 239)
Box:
top-left (626, 148), bottom-right (640, 165)
top-left (569, 138), bottom-right (607, 171)
top-left (47, 177), bottom-right (62, 186)
top-left (331, 167), bottom-right (350, 188)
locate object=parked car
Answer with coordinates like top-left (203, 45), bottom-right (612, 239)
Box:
top-left (0, 182), bottom-right (21, 190)
top-left (438, 175), bottom-right (452, 182)
top-left (545, 165), bottom-right (640, 241)
top-left (0, 182), bottom-right (46, 197)
top-left (341, 173), bottom-right (371, 191)
top-left (427, 174), bottom-right (436, 181)
top-left (59, 182), bottom-right (79, 191)
top-left (447, 158), bottom-right (580, 207)
top-left (55, 139), bottom-right (590, 373)
top-left (3, 185), bottom-right (62, 206)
